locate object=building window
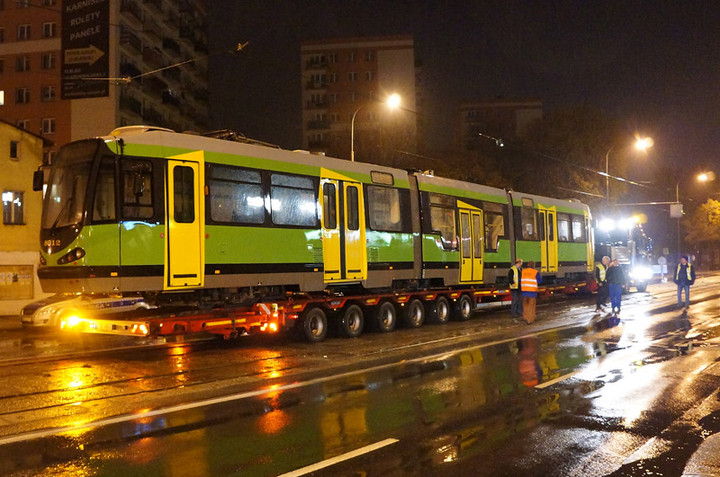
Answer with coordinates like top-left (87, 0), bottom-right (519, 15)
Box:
top-left (42, 86), bottom-right (55, 101)
top-left (42, 22), bottom-right (57, 38)
top-left (0, 58), bottom-right (4, 73)
top-left (15, 88), bottom-right (30, 104)
top-left (16, 120), bottom-right (29, 130)
top-left (329, 93), bottom-right (338, 103)
top-left (42, 53), bottom-right (55, 69)
top-left (0, 90), bottom-right (4, 105)
top-left (42, 117), bottom-right (56, 134)
top-left (364, 51), bottom-right (374, 61)
top-left (43, 0), bottom-right (56, 5)
top-left (347, 51), bottom-right (355, 62)
top-left (0, 28), bottom-right (4, 43)
top-left (365, 71), bottom-right (373, 81)
top-left (10, 141), bottom-right (18, 159)
top-left (17, 0), bottom-right (30, 7)
top-left (328, 73), bottom-right (338, 83)
top-left (16, 56), bottom-right (30, 72)
top-left (2, 191), bottom-right (24, 225)
top-left (330, 113), bottom-right (339, 123)
top-left (328, 53), bottom-right (337, 63)
top-left (17, 24), bottom-right (30, 40)
top-left (348, 72), bottom-right (357, 81)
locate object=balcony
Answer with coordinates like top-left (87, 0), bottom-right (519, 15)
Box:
top-left (163, 37), bottom-right (181, 57)
top-left (143, 20), bottom-right (162, 42)
top-left (120, 62), bottom-right (142, 78)
top-left (162, 90), bottom-right (181, 108)
top-left (144, 76), bottom-right (168, 96)
top-left (307, 120), bottom-right (330, 130)
top-left (120, 95), bottom-right (142, 115)
top-left (144, 0), bottom-right (162, 13)
top-left (305, 58), bottom-right (328, 70)
top-left (142, 107), bottom-right (164, 125)
top-left (143, 47), bottom-right (164, 69)
top-left (120, 0), bottom-right (142, 23)
top-left (120, 27), bottom-right (143, 53)
top-left (306, 100), bottom-right (328, 109)
top-left (305, 81), bottom-right (328, 91)
top-left (161, 67), bottom-right (181, 84)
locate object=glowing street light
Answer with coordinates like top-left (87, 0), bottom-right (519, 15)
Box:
top-left (351, 94), bottom-right (401, 162)
top-left (605, 136), bottom-right (653, 203)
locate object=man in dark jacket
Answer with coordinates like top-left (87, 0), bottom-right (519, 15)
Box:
top-left (674, 255), bottom-right (696, 309)
top-left (606, 259), bottom-right (626, 316)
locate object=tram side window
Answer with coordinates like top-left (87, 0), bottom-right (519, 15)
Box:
top-left (270, 173), bottom-right (317, 227)
top-left (346, 185), bottom-right (359, 230)
top-left (323, 183), bottom-right (337, 229)
top-left (520, 207), bottom-right (538, 240)
top-left (572, 215), bottom-right (587, 242)
top-left (367, 185), bottom-right (402, 231)
top-left (173, 166), bottom-right (195, 223)
top-left (121, 160), bottom-right (153, 219)
top-left (483, 202), bottom-right (505, 251)
top-left (557, 213), bottom-right (571, 242)
top-left (430, 206), bottom-right (457, 250)
top-left (93, 157), bottom-right (116, 222)
top-left (208, 165), bottom-right (264, 224)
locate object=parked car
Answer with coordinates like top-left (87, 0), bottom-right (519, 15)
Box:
top-left (21, 294), bottom-right (153, 328)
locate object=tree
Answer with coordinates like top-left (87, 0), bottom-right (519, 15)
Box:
top-left (684, 198), bottom-right (720, 248)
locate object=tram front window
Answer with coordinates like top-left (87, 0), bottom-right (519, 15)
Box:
top-left (41, 142), bottom-right (96, 229)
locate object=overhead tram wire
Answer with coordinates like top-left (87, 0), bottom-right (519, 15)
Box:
top-left (79, 41), bottom-right (251, 85)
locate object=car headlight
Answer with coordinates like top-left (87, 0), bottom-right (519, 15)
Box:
top-left (630, 266), bottom-right (653, 281)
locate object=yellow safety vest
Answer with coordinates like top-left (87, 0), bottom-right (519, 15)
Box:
top-left (676, 263), bottom-right (692, 281)
top-left (521, 268), bottom-right (538, 293)
top-left (596, 263), bottom-right (606, 282)
top-left (510, 265), bottom-right (521, 289)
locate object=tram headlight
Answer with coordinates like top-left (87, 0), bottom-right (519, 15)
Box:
top-left (57, 247), bottom-right (86, 265)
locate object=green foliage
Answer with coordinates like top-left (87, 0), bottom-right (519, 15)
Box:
top-left (684, 199), bottom-right (720, 246)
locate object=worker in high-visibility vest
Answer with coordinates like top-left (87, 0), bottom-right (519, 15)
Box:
top-left (594, 256), bottom-right (610, 312)
top-left (674, 255), bottom-right (696, 309)
top-left (508, 258), bottom-right (523, 318)
top-left (521, 260), bottom-right (541, 324)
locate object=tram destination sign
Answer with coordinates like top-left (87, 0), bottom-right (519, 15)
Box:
top-left (61, 0), bottom-right (110, 99)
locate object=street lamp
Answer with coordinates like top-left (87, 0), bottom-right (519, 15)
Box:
top-left (674, 172), bottom-right (714, 254)
top-left (604, 136), bottom-right (653, 203)
top-left (350, 93), bottom-right (401, 162)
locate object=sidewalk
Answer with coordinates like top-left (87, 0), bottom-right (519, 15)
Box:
top-left (0, 315), bottom-right (21, 330)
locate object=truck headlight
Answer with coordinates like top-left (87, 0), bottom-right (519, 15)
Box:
top-left (630, 266), bottom-right (653, 281)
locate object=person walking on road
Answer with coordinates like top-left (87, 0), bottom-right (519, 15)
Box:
top-left (674, 255), bottom-right (696, 309)
top-left (509, 258), bottom-right (523, 319)
top-left (521, 261), bottom-right (541, 324)
top-left (594, 256), bottom-right (610, 312)
top-left (606, 259), bottom-right (626, 316)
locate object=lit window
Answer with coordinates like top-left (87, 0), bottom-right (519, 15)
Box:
top-left (2, 191), bottom-right (24, 225)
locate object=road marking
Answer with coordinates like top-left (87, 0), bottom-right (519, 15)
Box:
top-left (277, 438), bottom-right (399, 476)
top-left (535, 370), bottom-right (580, 389)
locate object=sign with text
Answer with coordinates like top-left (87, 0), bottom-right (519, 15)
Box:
top-left (61, 0), bottom-right (110, 99)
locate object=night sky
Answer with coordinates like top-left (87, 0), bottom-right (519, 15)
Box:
top-left (205, 1), bottom-right (720, 180)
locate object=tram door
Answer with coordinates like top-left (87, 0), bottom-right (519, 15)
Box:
top-left (459, 208), bottom-right (484, 283)
top-left (321, 178), bottom-right (367, 283)
top-left (539, 205), bottom-right (558, 273)
top-left (166, 158), bottom-right (204, 288)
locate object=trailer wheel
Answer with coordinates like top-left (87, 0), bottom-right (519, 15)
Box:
top-left (427, 296), bottom-right (451, 324)
top-left (636, 282), bottom-right (648, 293)
top-left (453, 295), bottom-right (473, 321)
top-left (402, 299), bottom-right (425, 328)
top-left (300, 307), bottom-right (327, 342)
top-left (338, 304), bottom-right (364, 338)
top-left (372, 301), bottom-right (397, 333)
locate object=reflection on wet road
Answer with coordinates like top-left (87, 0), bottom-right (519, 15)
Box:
top-left (1, 278), bottom-right (720, 475)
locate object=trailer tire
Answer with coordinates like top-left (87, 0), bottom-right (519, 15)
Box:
top-left (338, 304), bottom-right (364, 338)
top-left (402, 299), bottom-right (425, 328)
top-left (299, 307), bottom-right (327, 343)
top-left (636, 282), bottom-right (648, 293)
top-left (427, 296), bottom-right (451, 324)
top-left (372, 301), bottom-right (397, 333)
top-left (453, 295), bottom-right (473, 321)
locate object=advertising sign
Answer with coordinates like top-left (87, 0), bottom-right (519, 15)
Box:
top-left (61, 0), bottom-right (110, 99)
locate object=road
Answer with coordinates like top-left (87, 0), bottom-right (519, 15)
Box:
top-left (0, 277), bottom-right (720, 476)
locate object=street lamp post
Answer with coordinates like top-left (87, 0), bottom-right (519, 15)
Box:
top-left (350, 93), bottom-right (401, 162)
top-left (604, 136), bottom-right (654, 204)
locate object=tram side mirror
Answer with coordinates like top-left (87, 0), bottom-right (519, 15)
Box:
top-left (32, 170), bottom-right (44, 191)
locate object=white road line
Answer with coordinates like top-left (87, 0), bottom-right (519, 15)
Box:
top-left (535, 370), bottom-right (580, 389)
top-left (277, 438), bottom-right (399, 477)
top-left (0, 324), bottom-right (580, 446)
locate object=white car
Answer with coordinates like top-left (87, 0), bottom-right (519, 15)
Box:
top-left (21, 294), bottom-right (153, 328)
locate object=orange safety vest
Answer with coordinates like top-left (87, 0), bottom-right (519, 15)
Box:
top-left (521, 268), bottom-right (538, 293)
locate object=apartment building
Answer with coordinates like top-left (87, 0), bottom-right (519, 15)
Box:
top-left (300, 35), bottom-right (417, 162)
top-left (0, 0), bottom-right (210, 163)
top-left (457, 99), bottom-right (543, 151)
top-left (0, 120), bottom-right (49, 314)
